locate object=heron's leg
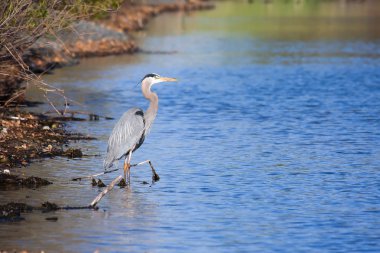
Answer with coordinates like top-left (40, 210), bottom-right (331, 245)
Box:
top-left (126, 150), bottom-right (133, 185)
top-left (123, 158), bottom-right (128, 182)
top-left (131, 160), bottom-right (160, 182)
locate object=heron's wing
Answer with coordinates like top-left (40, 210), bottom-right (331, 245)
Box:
top-left (104, 107), bottom-right (145, 169)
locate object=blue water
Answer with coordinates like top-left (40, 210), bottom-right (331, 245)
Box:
top-left (1, 1), bottom-right (380, 252)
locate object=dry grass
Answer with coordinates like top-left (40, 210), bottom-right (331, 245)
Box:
top-left (0, 0), bottom-right (122, 110)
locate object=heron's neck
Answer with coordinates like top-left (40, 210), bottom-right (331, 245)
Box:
top-left (142, 84), bottom-right (158, 131)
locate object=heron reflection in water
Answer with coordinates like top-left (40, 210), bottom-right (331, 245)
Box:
top-left (103, 73), bottom-right (177, 184)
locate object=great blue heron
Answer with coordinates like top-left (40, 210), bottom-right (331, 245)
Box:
top-left (103, 73), bottom-right (177, 184)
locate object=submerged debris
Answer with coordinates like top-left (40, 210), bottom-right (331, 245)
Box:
top-left (64, 148), bottom-right (83, 158)
top-left (0, 201), bottom-right (97, 222)
top-left (22, 176), bottom-right (52, 188)
top-left (153, 173), bottom-right (160, 182)
top-left (90, 178), bottom-right (107, 187)
top-left (45, 216), bottom-right (58, 221)
top-left (0, 202), bottom-right (33, 221)
top-left (0, 173), bottom-right (52, 190)
top-left (97, 179), bottom-right (106, 187)
top-left (117, 178), bottom-right (127, 188)
top-left (41, 201), bottom-right (59, 212)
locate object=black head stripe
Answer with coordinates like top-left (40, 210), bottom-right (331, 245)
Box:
top-left (139, 73), bottom-right (160, 84)
top-left (144, 73), bottom-right (159, 79)
top-left (135, 110), bottom-right (144, 117)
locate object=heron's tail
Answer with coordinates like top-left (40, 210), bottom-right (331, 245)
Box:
top-left (103, 157), bottom-right (113, 171)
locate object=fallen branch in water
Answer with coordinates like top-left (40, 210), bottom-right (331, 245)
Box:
top-left (0, 201), bottom-right (97, 222)
top-left (71, 168), bottom-right (119, 181)
top-left (90, 175), bottom-right (122, 208)
top-left (44, 110), bottom-right (114, 120)
top-left (71, 161), bottom-right (153, 181)
top-left (1, 176), bottom-right (125, 222)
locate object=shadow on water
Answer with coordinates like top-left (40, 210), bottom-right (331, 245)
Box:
top-left (1, 0), bottom-right (380, 252)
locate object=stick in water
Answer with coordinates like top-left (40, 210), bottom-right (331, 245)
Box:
top-left (72, 168), bottom-right (119, 181)
top-left (90, 175), bottom-right (122, 207)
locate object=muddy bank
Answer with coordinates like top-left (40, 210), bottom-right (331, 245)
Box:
top-left (0, 109), bottom-right (93, 170)
top-left (23, 20), bottom-right (138, 74)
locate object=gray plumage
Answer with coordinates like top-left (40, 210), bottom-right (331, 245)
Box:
top-left (103, 73), bottom-right (177, 172)
top-left (103, 108), bottom-right (145, 169)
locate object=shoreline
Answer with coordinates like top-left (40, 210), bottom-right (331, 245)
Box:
top-left (0, 1), bottom-right (214, 173)
top-left (24, 1), bottom-right (214, 74)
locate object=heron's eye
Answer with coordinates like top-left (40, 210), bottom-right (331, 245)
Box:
top-left (155, 76), bottom-right (160, 79)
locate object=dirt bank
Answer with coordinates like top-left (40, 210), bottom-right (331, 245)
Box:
top-left (0, 109), bottom-right (93, 171)
top-left (24, 0), bottom-right (214, 74)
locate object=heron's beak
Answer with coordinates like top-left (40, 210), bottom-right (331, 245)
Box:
top-left (159, 77), bottom-right (178, 82)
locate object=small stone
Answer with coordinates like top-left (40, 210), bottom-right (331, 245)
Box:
top-left (42, 126), bottom-right (50, 130)
top-left (43, 145), bottom-right (53, 153)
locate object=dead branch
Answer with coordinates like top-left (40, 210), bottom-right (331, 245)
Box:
top-left (90, 175), bottom-right (122, 207)
top-left (0, 0), bottom-right (123, 113)
top-left (72, 168), bottom-right (119, 181)
top-left (44, 110), bottom-right (114, 120)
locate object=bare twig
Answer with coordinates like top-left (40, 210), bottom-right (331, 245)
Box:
top-left (90, 175), bottom-right (122, 207)
top-left (0, 0), bottom-right (123, 113)
top-left (44, 110), bottom-right (114, 120)
top-left (43, 93), bottom-right (63, 115)
top-left (72, 168), bottom-right (119, 181)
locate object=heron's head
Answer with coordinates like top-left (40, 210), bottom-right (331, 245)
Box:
top-left (140, 73), bottom-right (177, 89)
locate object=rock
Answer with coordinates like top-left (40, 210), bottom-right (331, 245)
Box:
top-left (64, 148), bottom-right (83, 158)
